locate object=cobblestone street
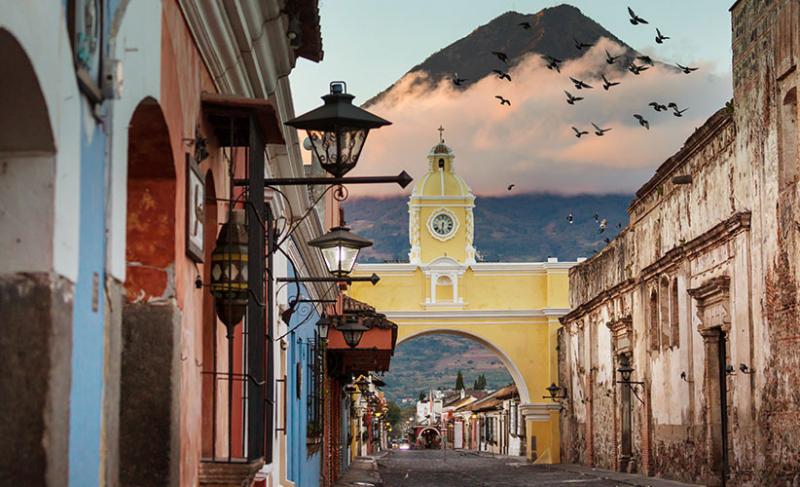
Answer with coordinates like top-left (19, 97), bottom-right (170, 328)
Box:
top-left (377, 450), bottom-right (698, 487)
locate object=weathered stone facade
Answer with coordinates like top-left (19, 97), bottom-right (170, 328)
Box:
top-left (558, 0), bottom-right (800, 485)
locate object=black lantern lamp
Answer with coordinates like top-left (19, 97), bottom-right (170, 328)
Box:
top-left (308, 225), bottom-right (373, 277)
top-left (316, 313), bottom-right (332, 341)
top-left (544, 383), bottom-right (568, 402)
top-left (618, 363), bottom-right (634, 383)
top-left (210, 209), bottom-right (249, 330)
top-left (285, 81), bottom-right (391, 178)
top-left (337, 317), bottom-right (369, 349)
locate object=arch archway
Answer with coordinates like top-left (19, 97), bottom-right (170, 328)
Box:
top-left (0, 27), bottom-right (71, 486)
top-left (397, 328), bottom-right (530, 404)
top-left (119, 97), bottom-right (180, 487)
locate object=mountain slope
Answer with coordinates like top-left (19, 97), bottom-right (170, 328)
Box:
top-left (365, 4), bottom-right (638, 107)
top-left (344, 193), bottom-right (632, 263)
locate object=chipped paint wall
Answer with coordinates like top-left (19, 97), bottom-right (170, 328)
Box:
top-left (559, 0), bottom-right (800, 484)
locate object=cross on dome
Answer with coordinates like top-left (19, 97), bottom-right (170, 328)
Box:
top-left (437, 125), bottom-right (445, 143)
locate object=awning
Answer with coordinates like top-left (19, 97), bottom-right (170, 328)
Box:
top-left (327, 295), bottom-right (398, 374)
top-left (201, 92), bottom-right (285, 146)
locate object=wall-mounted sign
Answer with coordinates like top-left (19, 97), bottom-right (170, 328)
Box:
top-left (185, 154), bottom-right (205, 262)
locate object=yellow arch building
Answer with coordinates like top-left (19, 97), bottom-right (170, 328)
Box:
top-left (349, 137), bottom-right (576, 463)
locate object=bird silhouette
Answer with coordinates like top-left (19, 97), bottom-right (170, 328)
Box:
top-left (495, 95), bottom-right (511, 106)
top-left (519, 21), bottom-right (532, 29)
top-left (572, 126), bottom-right (589, 138)
top-left (574, 38), bottom-right (594, 50)
top-left (627, 7), bottom-right (648, 25)
top-left (567, 213), bottom-right (574, 224)
top-left (628, 63), bottom-right (649, 75)
top-left (492, 51), bottom-right (509, 64)
top-left (633, 114), bottom-right (650, 130)
top-left (655, 28), bottom-right (670, 44)
top-left (649, 102), bottom-right (668, 112)
top-left (602, 74), bottom-right (620, 91)
top-left (676, 63), bottom-right (699, 74)
top-left (672, 106), bottom-right (689, 117)
top-left (565, 91), bottom-right (584, 105)
top-left (593, 214), bottom-right (600, 222)
top-left (569, 77), bottom-right (593, 90)
top-left (605, 50), bottom-right (621, 64)
top-left (451, 73), bottom-right (467, 86)
top-left (544, 55), bottom-right (563, 73)
top-left (592, 123), bottom-right (611, 136)
top-left (507, 184), bottom-right (515, 191)
top-left (492, 69), bottom-right (512, 81)
top-left (599, 218), bottom-right (608, 231)
top-left (637, 55), bottom-right (654, 66)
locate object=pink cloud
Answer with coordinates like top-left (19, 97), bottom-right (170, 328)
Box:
top-left (311, 38), bottom-right (732, 197)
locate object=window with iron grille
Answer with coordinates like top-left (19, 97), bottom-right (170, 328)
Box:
top-left (307, 332), bottom-right (323, 441)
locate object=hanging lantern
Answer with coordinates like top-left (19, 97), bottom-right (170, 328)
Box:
top-left (308, 225), bottom-right (373, 277)
top-left (337, 317), bottom-right (369, 348)
top-left (618, 363), bottom-right (634, 383)
top-left (285, 81), bottom-right (391, 178)
top-left (316, 313), bottom-right (332, 341)
top-left (210, 209), bottom-right (249, 328)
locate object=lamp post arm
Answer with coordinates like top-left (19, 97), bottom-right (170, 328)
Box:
top-left (276, 273), bottom-right (380, 285)
top-left (234, 171), bottom-right (413, 189)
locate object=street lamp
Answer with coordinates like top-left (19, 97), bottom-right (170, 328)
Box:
top-left (337, 317), bottom-right (369, 348)
top-left (618, 363), bottom-right (635, 383)
top-left (316, 313), bottom-right (331, 341)
top-left (210, 209), bottom-right (249, 329)
top-left (286, 81), bottom-right (391, 178)
top-left (543, 383), bottom-right (568, 402)
top-left (308, 224), bottom-right (373, 277)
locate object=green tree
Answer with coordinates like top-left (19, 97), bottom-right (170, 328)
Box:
top-left (419, 391), bottom-right (426, 401)
top-left (474, 374), bottom-right (487, 390)
top-left (455, 370), bottom-right (465, 390)
top-left (386, 401), bottom-right (402, 428)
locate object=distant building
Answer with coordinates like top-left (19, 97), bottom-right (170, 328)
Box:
top-left (559, 0), bottom-right (800, 484)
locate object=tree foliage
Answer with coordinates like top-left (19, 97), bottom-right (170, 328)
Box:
top-left (455, 370), bottom-right (465, 390)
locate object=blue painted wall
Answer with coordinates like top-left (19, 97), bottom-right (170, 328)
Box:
top-left (68, 102), bottom-right (107, 485)
top-left (286, 266), bottom-right (323, 487)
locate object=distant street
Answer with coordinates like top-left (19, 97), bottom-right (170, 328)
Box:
top-left (377, 450), bottom-right (696, 487)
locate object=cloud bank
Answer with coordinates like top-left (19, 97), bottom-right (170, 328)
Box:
top-left (332, 38), bottom-right (732, 196)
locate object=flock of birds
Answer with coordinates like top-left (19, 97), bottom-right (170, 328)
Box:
top-left (450, 7), bottom-right (701, 243)
top-left (451, 6), bottom-right (699, 142)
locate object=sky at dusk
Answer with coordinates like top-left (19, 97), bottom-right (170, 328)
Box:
top-left (290, 1), bottom-right (735, 196)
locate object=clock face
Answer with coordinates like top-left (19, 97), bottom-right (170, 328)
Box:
top-left (430, 212), bottom-right (456, 237)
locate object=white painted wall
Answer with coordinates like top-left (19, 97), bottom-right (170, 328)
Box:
top-left (107, 0), bottom-right (163, 282)
top-left (0, 0), bottom-right (82, 281)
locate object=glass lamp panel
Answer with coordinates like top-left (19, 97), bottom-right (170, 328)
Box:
top-left (321, 245), bottom-right (360, 276)
top-left (308, 129), bottom-right (338, 166)
top-left (339, 128), bottom-right (367, 166)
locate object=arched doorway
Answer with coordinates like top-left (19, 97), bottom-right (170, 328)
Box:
top-left (119, 97), bottom-right (180, 487)
top-left (0, 28), bottom-right (70, 485)
top-left (416, 427), bottom-right (442, 449)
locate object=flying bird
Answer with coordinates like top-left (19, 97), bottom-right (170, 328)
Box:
top-left (605, 50), bottom-right (621, 64)
top-left (565, 90), bottom-right (584, 105)
top-left (627, 7), bottom-right (648, 25)
top-left (602, 74), bottom-right (620, 91)
top-left (599, 218), bottom-right (609, 231)
top-left (676, 63), bottom-right (699, 74)
top-left (574, 38), bottom-right (594, 50)
top-left (633, 114), bottom-right (650, 130)
top-left (592, 123), bottom-right (612, 136)
top-left (492, 51), bottom-right (509, 64)
top-left (672, 106), bottom-right (689, 117)
top-left (507, 184), bottom-right (515, 191)
top-left (519, 21), bottom-right (532, 29)
top-left (593, 214), bottom-right (600, 222)
top-left (569, 77), bottom-right (593, 90)
top-left (572, 126), bottom-right (589, 138)
top-left (567, 213), bottom-right (574, 224)
top-left (492, 69), bottom-right (512, 81)
top-left (451, 73), bottom-right (467, 86)
top-left (628, 63), bottom-right (649, 75)
top-left (544, 55), bottom-right (563, 72)
top-left (649, 102), bottom-right (668, 112)
top-left (655, 28), bottom-right (670, 44)
top-left (637, 55), bottom-right (654, 66)
top-left (495, 95), bottom-right (511, 106)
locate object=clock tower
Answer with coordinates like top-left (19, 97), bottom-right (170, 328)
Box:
top-left (408, 130), bottom-right (476, 265)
